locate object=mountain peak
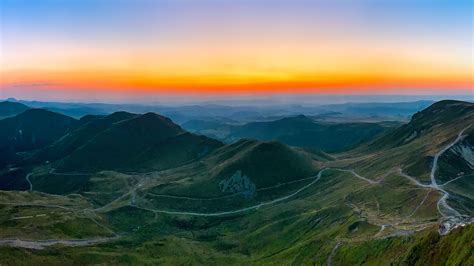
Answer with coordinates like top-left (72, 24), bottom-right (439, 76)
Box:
top-left (368, 100), bottom-right (474, 150)
top-left (287, 114), bottom-right (312, 121)
top-left (18, 108), bottom-right (76, 120)
top-left (411, 100), bottom-right (473, 124)
top-left (419, 100), bottom-right (472, 112)
top-left (104, 111), bottom-right (137, 122)
top-left (126, 112), bottom-right (183, 133)
top-left (0, 108), bottom-right (78, 152)
top-left (207, 139), bottom-right (317, 189)
top-left (142, 112), bottom-right (173, 122)
top-left (56, 111), bottom-right (222, 172)
top-left (295, 114), bottom-right (308, 118)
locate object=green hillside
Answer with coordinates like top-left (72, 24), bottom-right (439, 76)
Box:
top-left (350, 100), bottom-right (474, 181)
top-left (368, 100), bottom-right (474, 150)
top-left (0, 100), bottom-right (473, 264)
top-left (0, 108), bottom-right (78, 167)
top-left (144, 139), bottom-right (320, 201)
top-left (0, 108), bottom-right (78, 153)
top-left (56, 112), bottom-right (223, 172)
top-left (209, 140), bottom-right (319, 188)
top-left (35, 111), bottom-right (138, 162)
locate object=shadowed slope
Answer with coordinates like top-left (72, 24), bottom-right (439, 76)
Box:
top-left (0, 109), bottom-right (77, 152)
top-left (35, 111), bottom-right (139, 162)
top-left (56, 112), bottom-right (223, 172)
top-left (0, 101), bottom-right (29, 119)
top-left (193, 115), bottom-right (390, 152)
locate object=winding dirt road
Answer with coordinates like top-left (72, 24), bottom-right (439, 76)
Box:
top-left (130, 167), bottom-right (383, 217)
top-left (25, 172), bottom-right (33, 191)
top-left (7, 125), bottom-right (471, 250)
top-left (0, 237), bottom-right (119, 250)
top-left (430, 125), bottom-right (471, 218)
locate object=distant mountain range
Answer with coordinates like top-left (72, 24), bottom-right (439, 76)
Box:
top-left (184, 114), bottom-right (399, 152)
top-left (0, 100), bottom-right (472, 264)
top-left (2, 98), bottom-right (437, 123)
top-left (0, 101), bottom-right (29, 119)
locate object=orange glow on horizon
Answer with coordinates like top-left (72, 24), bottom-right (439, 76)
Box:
top-left (2, 67), bottom-right (472, 96)
top-left (2, 0), bottom-right (472, 100)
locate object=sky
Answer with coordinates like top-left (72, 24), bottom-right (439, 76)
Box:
top-left (0, 0), bottom-right (472, 102)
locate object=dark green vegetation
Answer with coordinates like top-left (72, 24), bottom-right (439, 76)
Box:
top-left (34, 111), bottom-right (139, 163)
top-left (18, 111), bottom-right (222, 173)
top-left (184, 115), bottom-right (396, 152)
top-left (0, 168), bottom-right (29, 191)
top-left (0, 101), bottom-right (29, 119)
top-left (0, 100), bottom-right (473, 265)
top-left (142, 139), bottom-right (320, 203)
top-left (350, 100), bottom-right (474, 182)
top-left (368, 100), bottom-right (474, 150)
top-left (0, 108), bottom-right (78, 168)
top-left (0, 108), bottom-right (77, 152)
top-left (55, 112), bottom-right (223, 172)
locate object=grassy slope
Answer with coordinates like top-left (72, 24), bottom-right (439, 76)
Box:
top-left (0, 109), bottom-right (78, 168)
top-left (35, 111), bottom-right (138, 163)
top-left (345, 100), bottom-right (474, 182)
top-left (0, 100), bottom-right (473, 264)
top-left (335, 225), bottom-right (474, 265)
top-left (56, 112), bottom-right (223, 172)
top-left (143, 139), bottom-right (320, 199)
top-left (0, 109), bottom-right (78, 152)
top-left (0, 191), bottom-right (110, 240)
top-left (0, 170), bottom-right (471, 265)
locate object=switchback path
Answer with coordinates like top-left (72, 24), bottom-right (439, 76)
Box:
top-left (430, 125), bottom-right (471, 187)
top-left (7, 125), bottom-right (470, 251)
top-left (130, 167), bottom-right (382, 217)
top-left (1, 202), bottom-right (75, 211)
top-left (430, 125), bottom-right (471, 218)
top-left (406, 191), bottom-right (432, 218)
top-left (330, 169), bottom-right (379, 184)
top-left (327, 242), bottom-right (341, 266)
top-left (132, 172), bottom-right (322, 217)
top-left (397, 168), bottom-right (432, 188)
top-left (394, 126), bottom-right (471, 219)
top-left (439, 173), bottom-right (472, 187)
top-left (25, 172), bottom-right (33, 191)
top-left (146, 175), bottom-right (317, 201)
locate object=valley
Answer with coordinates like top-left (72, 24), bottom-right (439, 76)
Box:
top-left (0, 100), bottom-right (472, 264)
top-left (2, 0), bottom-right (473, 264)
